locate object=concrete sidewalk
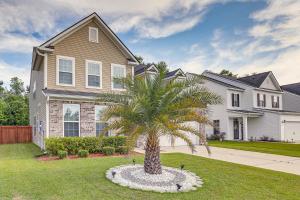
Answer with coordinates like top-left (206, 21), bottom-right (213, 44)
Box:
top-left (135, 145), bottom-right (300, 176)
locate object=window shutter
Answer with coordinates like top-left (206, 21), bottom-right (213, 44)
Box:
top-left (263, 94), bottom-right (266, 107)
top-left (237, 94), bottom-right (240, 107)
top-left (277, 96), bottom-right (280, 108)
top-left (271, 95), bottom-right (274, 107)
top-left (232, 93), bottom-right (234, 107)
top-left (257, 93), bottom-right (260, 106)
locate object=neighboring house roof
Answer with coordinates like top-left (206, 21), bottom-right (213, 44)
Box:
top-left (203, 70), bottom-right (281, 91)
top-left (134, 64), bottom-right (158, 75)
top-left (237, 72), bottom-right (270, 88)
top-left (165, 68), bottom-right (185, 78)
top-left (281, 82), bottom-right (300, 96)
top-left (202, 76), bottom-right (244, 90)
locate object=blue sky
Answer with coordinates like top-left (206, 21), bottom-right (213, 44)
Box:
top-left (0, 0), bottom-right (300, 87)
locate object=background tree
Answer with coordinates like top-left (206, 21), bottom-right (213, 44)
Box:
top-left (98, 70), bottom-right (221, 174)
top-left (155, 61), bottom-right (169, 72)
top-left (135, 55), bottom-right (144, 64)
top-left (0, 77), bottom-right (29, 125)
top-left (9, 77), bottom-right (25, 95)
top-left (219, 69), bottom-right (237, 77)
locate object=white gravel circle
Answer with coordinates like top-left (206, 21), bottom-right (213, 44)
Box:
top-left (106, 164), bottom-right (203, 193)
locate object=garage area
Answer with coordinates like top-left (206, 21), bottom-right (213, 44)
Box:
top-left (281, 114), bottom-right (300, 142)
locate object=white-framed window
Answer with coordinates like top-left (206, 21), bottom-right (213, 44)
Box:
top-left (63, 104), bottom-right (80, 137)
top-left (111, 64), bottom-right (126, 90)
top-left (89, 27), bottom-right (98, 43)
top-left (257, 93), bottom-right (266, 107)
top-left (271, 95), bottom-right (280, 108)
top-left (95, 105), bottom-right (109, 136)
top-left (231, 93), bottom-right (240, 107)
top-left (86, 60), bottom-right (102, 89)
top-left (56, 55), bottom-right (75, 86)
top-left (33, 81), bottom-right (36, 99)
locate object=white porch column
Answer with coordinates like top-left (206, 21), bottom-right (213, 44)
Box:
top-left (243, 116), bottom-right (248, 141)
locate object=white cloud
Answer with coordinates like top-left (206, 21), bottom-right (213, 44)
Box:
top-left (0, 33), bottom-right (40, 53)
top-left (0, 60), bottom-right (30, 87)
top-left (179, 0), bottom-right (300, 85)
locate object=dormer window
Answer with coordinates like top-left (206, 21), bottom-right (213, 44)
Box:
top-left (272, 95), bottom-right (279, 108)
top-left (89, 27), bottom-right (98, 43)
top-left (257, 93), bottom-right (266, 107)
top-left (231, 93), bottom-right (240, 107)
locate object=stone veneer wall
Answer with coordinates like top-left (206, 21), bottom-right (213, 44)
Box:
top-left (49, 100), bottom-right (97, 137)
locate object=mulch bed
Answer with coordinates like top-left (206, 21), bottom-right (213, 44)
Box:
top-left (37, 151), bottom-right (142, 161)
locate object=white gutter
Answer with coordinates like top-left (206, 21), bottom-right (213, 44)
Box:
top-left (36, 49), bottom-right (48, 89)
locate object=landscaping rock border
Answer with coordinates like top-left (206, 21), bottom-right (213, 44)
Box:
top-left (106, 164), bottom-right (203, 193)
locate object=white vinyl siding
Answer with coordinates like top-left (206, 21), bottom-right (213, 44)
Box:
top-left (86, 60), bottom-right (102, 88)
top-left (63, 104), bottom-right (80, 137)
top-left (56, 56), bottom-right (75, 86)
top-left (111, 64), bottom-right (126, 90)
top-left (89, 27), bottom-right (98, 43)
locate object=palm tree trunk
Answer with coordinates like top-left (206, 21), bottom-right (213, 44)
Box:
top-left (144, 134), bottom-right (162, 174)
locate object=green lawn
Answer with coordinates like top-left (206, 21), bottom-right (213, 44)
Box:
top-left (0, 144), bottom-right (299, 200)
top-left (208, 140), bottom-right (300, 157)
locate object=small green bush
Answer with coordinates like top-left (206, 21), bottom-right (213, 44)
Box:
top-left (102, 136), bottom-right (126, 148)
top-left (78, 149), bottom-right (89, 158)
top-left (45, 136), bottom-right (125, 155)
top-left (58, 150), bottom-right (67, 159)
top-left (116, 146), bottom-right (129, 154)
top-left (102, 146), bottom-right (115, 156)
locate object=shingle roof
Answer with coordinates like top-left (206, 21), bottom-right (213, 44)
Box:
top-left (237, 72), bottom-right (271, 87)
top-left (165, 68), bottom-right (185, 78)
top-left (202, 76), bottom-right (244, 90)
top-left (134, 64), bottom-right (157, 75)
top-left (281, 82), bottom-right (300, 96)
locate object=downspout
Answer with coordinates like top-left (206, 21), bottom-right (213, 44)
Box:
top-left (37, 48), bottom-right (49, 150)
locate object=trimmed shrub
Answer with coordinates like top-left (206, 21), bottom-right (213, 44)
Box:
top-left (102, 136), bottom-right (126, 148)
top-left (45, 136), bottom-right (124, 155)
top-left (58, 150), bottom-right (67, 159)
top-left (116, 146), bottom-right (129, 155)
top-left (78, 149), bottom-right (89, 158)
top-left (103, 146), bottom-right (115, 156)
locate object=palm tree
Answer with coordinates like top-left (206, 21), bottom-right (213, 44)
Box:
top-left (98, 70), bottom-right (221, 174)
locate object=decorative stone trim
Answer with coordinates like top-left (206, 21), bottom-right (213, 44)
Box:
top-left (106, 164), bottom-right (203, 193)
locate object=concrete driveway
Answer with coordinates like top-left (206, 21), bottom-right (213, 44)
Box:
top-left (135, 145), bottom-right (300, 176)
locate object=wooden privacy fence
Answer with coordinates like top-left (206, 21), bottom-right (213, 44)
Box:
top-left (0, 126), bottom-right (32, 144)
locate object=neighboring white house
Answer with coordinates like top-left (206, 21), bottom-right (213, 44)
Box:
top-left (199, 71), bottom-right (300, 142)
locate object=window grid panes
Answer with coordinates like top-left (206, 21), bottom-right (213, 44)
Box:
top-left (112, 65), bottom-right (125, 89)
top-left (87, 62), bottom-right (101, 87)
top-left (59, 58), bottom-right (73, 85)
top-left (95, 105), bottom-right (108, 136)
top-left (63, 104), bottom-right (80, 137)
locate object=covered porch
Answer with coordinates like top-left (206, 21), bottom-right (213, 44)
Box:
top-left (227, 109), bottom-right (263, 141)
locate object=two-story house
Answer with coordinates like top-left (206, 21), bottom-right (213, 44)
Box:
top-left (201, 71), bottom-right (300, 142)
top-left (29, 13), bottom-right (200, 148)
top-left (29, 13), bottom-right (140, 148)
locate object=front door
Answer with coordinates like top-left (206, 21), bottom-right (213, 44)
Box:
top-left (233, 119), bottom-right (239, 139)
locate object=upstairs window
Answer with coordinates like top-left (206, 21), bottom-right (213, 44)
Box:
top-left (111, 64), bottom-right (126, 90)
top-left (95, 105), bottom-right (109, 136)
top-left (231, 93), bottom-right (240, 107)
top-left (257, 93), bottom-right (266, 107)
top-left (89, 27), bottom-right (98, 43)
top-left (63, 104), bottom-right (80, 137)
top-left (86, 60), bottom-right (102, 88)
top-left (271, 95), bottom-right (280, 108)
top-left (57, 56), bottom-right (75, 86)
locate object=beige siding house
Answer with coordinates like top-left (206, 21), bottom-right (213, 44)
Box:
top-left (29, 13), bottom-right (138, 148)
